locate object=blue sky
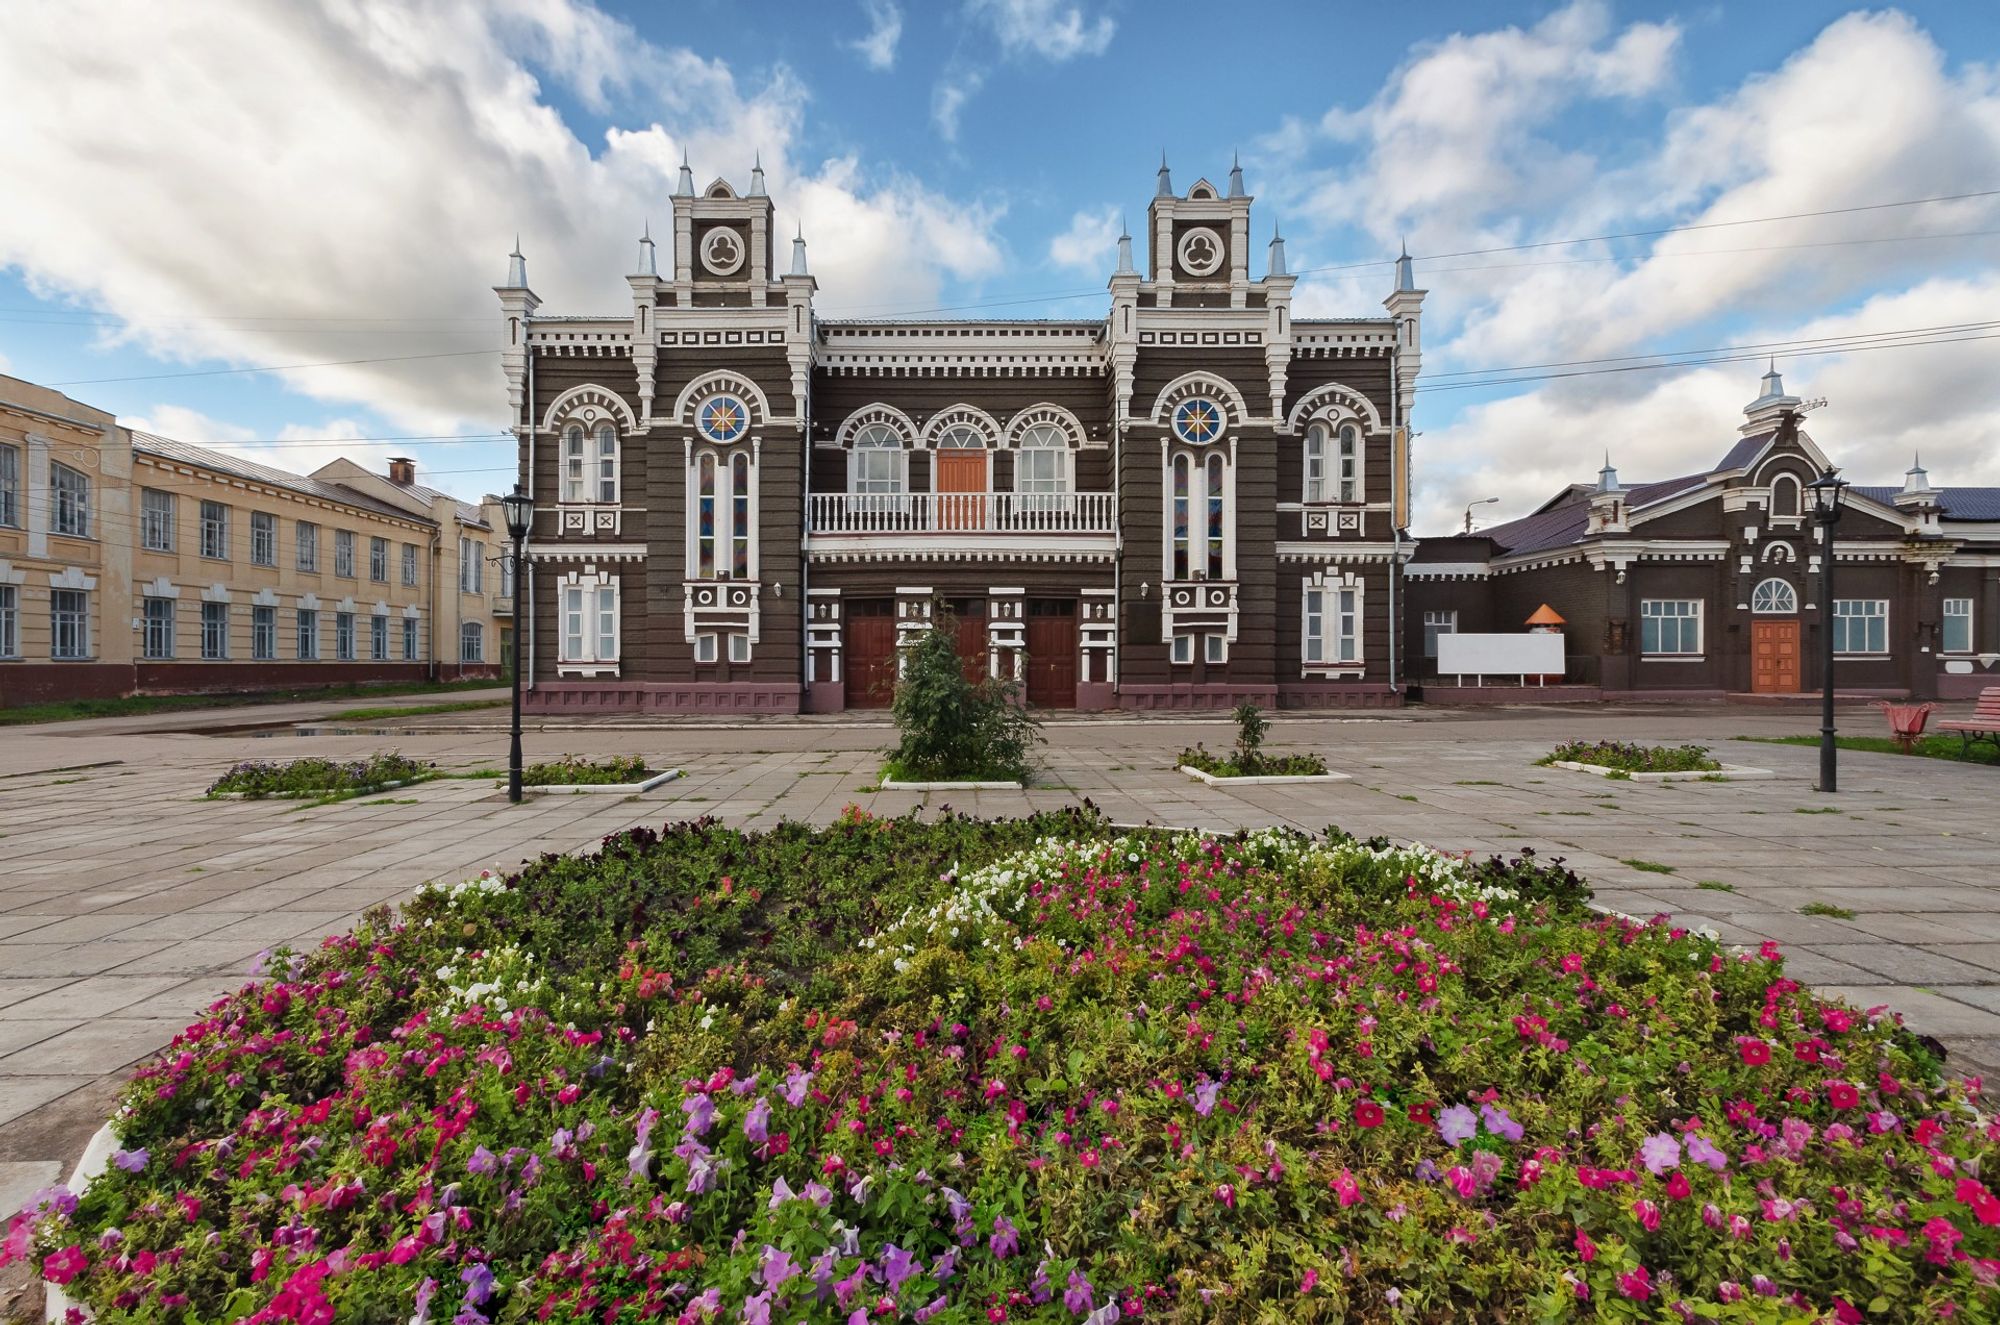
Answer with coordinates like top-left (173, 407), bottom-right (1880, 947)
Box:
top-left (1, 1), bottom-right (1996, 531)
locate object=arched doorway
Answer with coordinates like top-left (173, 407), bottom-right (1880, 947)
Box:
top-left (1750, 577), bottom-right (1800, 693)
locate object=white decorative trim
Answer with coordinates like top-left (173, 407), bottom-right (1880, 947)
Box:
top-left (541, 383), bottom-right (639, 436)
top-left (299, 592), bottom-right (320, 610)
top-left (336, 596), bottom-right (356, 613)
top-left (201, 582), bottom-right (231, 604)
top-left (917, 403), bottom-right (1003, 449)
top-left (0, 559), bottom-right (25, 587)
top-left (48, 565), bottom-right (96, 591)
top-left (671, 371), bottom-right (772, 430)
top-left (251, 587), bottom-right (279, 607)
top-left (140, 576), bottom-right (180, 599)
top-left (830, 402), bottom-right (919, 449)
top-left (1401, 561), bottom-right (1490, 579)
top-left (1002, 402), bottom-right (1092, 450)
top-left (402, 603), bottom-right (421, 619)
top-left (530, 543), bottom-right (649, 563)
top-left (1149, 371), bottom-right (1251, 429)
top-left (1301, 567), bottom-right (1366, 677)
top-left (557, 565), bottom-right (621, 677)
top-left (1284, 380), bottom-right (1386, 436)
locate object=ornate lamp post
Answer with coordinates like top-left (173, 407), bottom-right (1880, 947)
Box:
top-left (1807, 465), bottom-right (1849, 794)
top-left (499, 484), bottom-right (534, 804)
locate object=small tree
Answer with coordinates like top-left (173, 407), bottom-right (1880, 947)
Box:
top-left (1232, 702), bottom-right (1269, 774)
top-left (890, 610), bottom-right (1041, 782)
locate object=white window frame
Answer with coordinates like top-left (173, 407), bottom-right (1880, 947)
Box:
top-left (0, 584), bottom-right (16, 658)
top-left (1165, 446), bottom-right (1234, 584)
top-left (1943, 597), bottom-right (1974, 654)
top-left (1832, 599), bottom-right (1889, 656)
top-left (1015, 425), bottom-right (1071, 507)
top-left (1303, 575), bottom-right (1363, 672)
top-left (459, 537), bottom-right (484, 594)
top-left (1750, 578), bottom-right (1797, 614)
top-left (297, 608), bottom-right (320, 660)
top-left (688, 445), bottom-right (759, 582)
top-left (459, 621), bottom-right (482, 662)
top-left (693, 632), bottom-right (719, 664)
top-left (1770, 473), bottom-right (1803, 521)
top-left (1336, 424), bottom-right (1361, 503)
top-left (251, 511), bottom-right (277, 567)
top-left (199, 500), bottom-right (230, 560)
top-left (849, 423), bottom-right (907, 496)
top-left (336, 611), bottom-right (356, 660)
top-left (0, 444), bottom-right (17, 528)
top-left (371, 614), bottom-right (390, 661)
top-left (296, 521), bottom-right (319, 573)
top-left (402, 543), bottom-right (419, 587)
top-left (1639, 599), bottom-right (1703, 658)
top-left (141, 489), bottom-right (176, 552)
top-left (557, 569), bottom-right (620, 675)
top-left (334, 529), bottom-right (355, 578)
top-left (50, 588), bottom-right (89, 659)
top-left (561, 424), bottom-right (587, 503)
top-left (201, 601), bottom-right (230, 660)
top-left (402, 616), bottom-right (418, 661)
top-left (369, 536), bottom-right (388, 583)
top-left (1423, 609), bottom-right (1457, 659)
top-left (1204, 633), bottom-right (1228, 665)
top-left (1170, 633), bottom-right (1194, 665)
top-left (728, 631), bottom-right (752, 664)
top-left (51, 462), bottom-right (90, 538)
top-left (252, 605), bottom-right (277, 660)
top-left (143, 596), bottom-right (175, 660)
top-left (595, 424), bottom-right (620, 504)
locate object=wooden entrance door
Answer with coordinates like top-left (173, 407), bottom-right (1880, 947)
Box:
top-left (935, 452), bottom-right (986, 529)
top-left (1025, 599), bottom-right (1078, 707)
top-left (844, 600), bottom-right (897, 709)
top-left (948, 597), bottom-right (989, 684)
top-left (1752, 619), bottom-right (1801, 693)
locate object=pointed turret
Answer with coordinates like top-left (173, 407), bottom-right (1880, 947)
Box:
top-left (1742, 359), bottom-right (1801, 432)
top-left (1227, 152), bottom-right (1245, 198)
top-left (1589, 453), bottom-right (1630, 534)
top-left (636, 222), bottom-right (657, 276)
top-left (1902, 453), bottom-right (1932, 496)
top-left (1115, 215), bottom-right (1135, 275)
top-left (1598, 451), bottom-right (1622, 493)
top-left (790, 223), bottom-right (809, 277)
top-left (1155, 151), bottom-right (1172, 198)
top-left (1395, 238), bottom-right (1415, 292)
top-left (675, 148), bottom-right (695, 197)
top-left (1267, 220), bottom-right (1286, 276)
top-left (748, 153), bottom-right (767, 197)
top-left (503, 236), bottom-right (528, 289)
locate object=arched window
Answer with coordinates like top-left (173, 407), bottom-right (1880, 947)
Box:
top-left (1016, 423), bottom-right (1070, 504)
top-left (850, 423), bottom-right (906, 495)
top-left (561, 424), bottom-right (586, 502)
top-left (1337, 424), bottom-right (1361, 502)
top-left (1204, 453), bottom-right (1226, 578)
top-left (729, 452), bottom-right (751, 580)
top-left (1751, 578), bottom-right (1797, 614)
top-left (594, 423), bottom-right (619, 504)
top-left (696, 452), bottom-right (717, 580)
top-left (1171, 450), bottom-right (1229, 581)
top-left (1304, 424), bottom-right (1328, 503)
top-left (1171, 453), bottom-right (1192, 580)
top-left (1771, 473), bottom-right (1801, 518)
top-left (692, 449), bottom-right (754, 581)
top-left (935, 424), bottom-right (985, 449)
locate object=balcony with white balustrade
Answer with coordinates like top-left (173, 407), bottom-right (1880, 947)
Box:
top-left (806, 490), bottom-right (1117, 561)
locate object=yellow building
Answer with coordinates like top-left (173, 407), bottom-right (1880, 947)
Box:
top-left (0, 372), bottom-right (509, 707)
top-left (0, 378), bottom-right (130, 705)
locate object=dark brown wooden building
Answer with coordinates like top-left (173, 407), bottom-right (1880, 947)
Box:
top-left (499, 159), bottom-right (1427, 713)
top-left (1404, 369), bottom-right (2000, 701)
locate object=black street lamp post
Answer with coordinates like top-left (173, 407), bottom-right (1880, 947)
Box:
top-left (1807, 465), bottom-right (1849, 794)
top-left (500, 484), bottom-right (535, 804)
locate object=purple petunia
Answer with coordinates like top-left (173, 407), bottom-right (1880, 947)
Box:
top-left (1687, 1134), bottom-right (1730, 1171)
top-left (628, 1106), bottom-right (660, 1180)
top-left (1479, 1102), bottom-right (1524, 1143)
top-left (460, 1263), bottom-right (495, 1307)
top-left (759, 1245), bottom-right (798, 1291)
top-left (744, 1097), bottom-right (772, 1145)
top-left (682, 1092), bottom-right (716, 1138)
top-left (740, 1289), bottom-right (772, 1325)
top-left (410, 1277), bottom-right (439, 1325)
top-left (112, 1148), bottom-right (149, 1174)
top-left (781, 1067), bottom-right (814, 1107)
top-left (1639, 1132), bottom-right (1681, 1175)
top-left (1193, 1078), bottom-right (1221, 1118)
top-left (466, 1145), bottom-right (499, 1177)
top-left (881, 1242), bottom-right (921, 1295)
top-left (1437, 1103), bottom-right (1479, 1147)
top-left (990, 1215), bottom-right (1020, 1259)
top-left (1064, 1269), bottom-right (1095, 1314)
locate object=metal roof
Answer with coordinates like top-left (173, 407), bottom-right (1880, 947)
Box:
top-left (1850, 487), bottom-right (2000, 521)
top-left (130, 433), bottom-right (437, 527)
top-left (1482, 475), bottom-right (1707, 555)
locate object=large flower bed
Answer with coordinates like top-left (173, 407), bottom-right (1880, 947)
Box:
top-left (204, 753), bottom-right (436, 799)
top-left (5, 808), bottom-right (1996, 1324)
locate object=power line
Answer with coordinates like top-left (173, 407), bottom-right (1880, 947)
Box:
top-left (142, 431), bottom-right (511, 448)
top-left (1422, 227), bottom-right (2000, 277)
top-left (47, 349), bottom-right (500, 387)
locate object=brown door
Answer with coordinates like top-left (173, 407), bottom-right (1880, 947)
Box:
top-left (1026, 599), bottom-right (1078, 708)
top-left (947, 598), bottom-right (988, 684)
top-left (935, 452), bottom-right (986, 529)
top-left (844, 600), bottom-right (898, 709)
top-left (1752, 619), bottom-right (1800, 693)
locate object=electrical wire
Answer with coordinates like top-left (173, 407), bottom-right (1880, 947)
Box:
top-left (47, 349), bottom-right (500, 387)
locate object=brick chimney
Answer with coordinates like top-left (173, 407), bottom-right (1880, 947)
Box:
top-left (388, 457), bottom-right (416, 486)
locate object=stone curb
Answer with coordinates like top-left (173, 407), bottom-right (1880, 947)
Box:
top-left (1178, 764), bottom-right (1352, 786)
top-left (879, 777), bottom-right (1025, 790)
top-left (42, 1119), bottom-right (115, 1323)
top-left (521, 768), bottom-right (682, 795)
top-left (1546, 760), bottom-right (1776, 782)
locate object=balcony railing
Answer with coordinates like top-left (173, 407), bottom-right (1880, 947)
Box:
top-left (809, 491), bottom-right (1114, 535)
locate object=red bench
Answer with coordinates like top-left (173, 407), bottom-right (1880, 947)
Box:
top-left (1937, 686), bottom-right (2000, 754)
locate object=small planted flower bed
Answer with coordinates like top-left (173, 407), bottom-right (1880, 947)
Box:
top-left (520, 754), bottom-right (679, 794)
top-left (10, 806), bottom-right (1992, 1321)
top-left (1178, 703), bottom-right (1345, 783)
top-left (203, 751), bottom-right (437, 799)
top-left (1539, 740), bottom-right (1771, 782)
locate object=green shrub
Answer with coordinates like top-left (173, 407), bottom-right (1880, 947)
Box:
top-left (888, 610), bottom-right (1040, 782)
top-left (203, 751), bottom-right (435, 798)
top-left (520, 753), bottom-right (655, 786)
top-left (1539, 739), bottom-right (1721, 773)
top-left (1179, 705), bottom-right (1330, 777)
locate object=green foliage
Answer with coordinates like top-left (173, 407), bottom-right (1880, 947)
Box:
top-left (889, 610), bottom-right (1040, 782)
top-left (1539, 739), bottom-right (1722, 773)
top-left (1620, 858), bottom-right (1676, 874)
top-left (519, 753), bottom-right (655, 786)
top-left (203, 752), bottom-right (435, 798)
top-left (1800, 901), bottom-right (1859, 919)
top-left (1738, 732), bottom-right (2000, 766)
top-left (1232, 700), bottom-right (1269, 765)
top-left (1177, 703), bottom-right (1331, 778)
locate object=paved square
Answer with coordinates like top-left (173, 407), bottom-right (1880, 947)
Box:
top-left (2, 692), bottom-right (1996, 1220)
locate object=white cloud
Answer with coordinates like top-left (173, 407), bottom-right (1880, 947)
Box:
top-left (849, 0), bottom-right (903, 70)
top-left (1048, 206), bottom-right (1119, 273)
top-left (966, 0), bottom-right (1114, 61)
top-left (0, 0), bottom-right (1005, 447)
top-left (931, 70), bottom-right (985, 142)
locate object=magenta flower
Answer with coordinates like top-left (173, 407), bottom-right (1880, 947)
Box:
top-left (990, 1215), bottom-right (1020, 1259)
top-left (1064, 1269), bottom-right (1095, 1314)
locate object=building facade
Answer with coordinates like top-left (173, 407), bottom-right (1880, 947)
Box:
top-left (0, 373), bottom-right (510, 707)
top-left (1404, 369), bottom-right (2000, 701)
top-left (501, 159), bottom-right (1425, 713)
